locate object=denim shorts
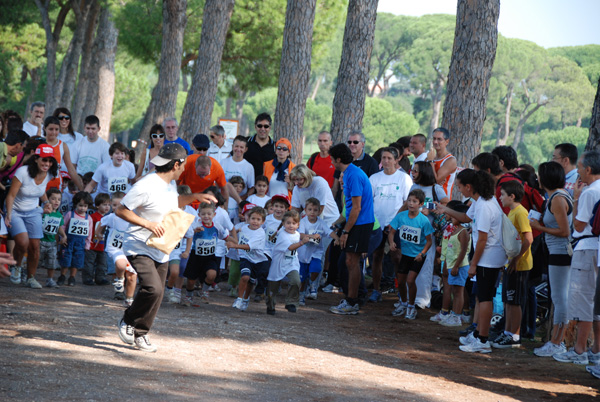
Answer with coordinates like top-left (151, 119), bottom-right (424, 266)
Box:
top-left (448, 264), bottom-right (469, 287)
top-left (8, 207), bottom-right (43, 239)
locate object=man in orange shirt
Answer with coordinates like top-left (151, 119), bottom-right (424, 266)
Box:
top-left (178, 134), bottom-right (228, 208)
top-left (426, 127), bottom-right (457, 198)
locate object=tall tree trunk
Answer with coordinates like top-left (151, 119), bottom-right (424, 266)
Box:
top-left (179, 0), bottom-right (235, 142)
top-left (497, 84), bottom-right (514, 146)
top-left (93, 8), bottom-right (118, 141)
top-left (512, 102), bottom-right (545, 150)
top-left (442, 0), bottom-right (500, 172)
top-left (585, 77), bottom-right (600, 150)
top-left (35, 0), bottom-right (70, 114)
top-left (72, 0), bottom-right (101, 130)
top-left (330, 0), bottom-right (379, 144)
top-left (140, 0), bottom-right (187, 139)
top-left (225, 97), bottom-right (232, 117)
top-left (429, 77), bottom-right (444, 136)
top-left (273, 0), bottom-right (317, 164)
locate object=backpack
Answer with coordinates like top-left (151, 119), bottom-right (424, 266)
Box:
top-left (497, 173), bottom-right (545, 213)
top-left (589, 198), bottom-right (600, 236)
top-left (491, 200), bottom-right (522, 259)
top-left (307, 152), bottom-right (319, 169)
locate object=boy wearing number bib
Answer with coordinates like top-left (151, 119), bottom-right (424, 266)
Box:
top-left (388, 189), bottom-right (434, 320)
top-left (58, 191), bottom-right (94, 286)
top-left (41, 188), bottom-right (67, 287)
top-left (181, 203), bottom-right (229, 306)
top-left (258, 194), bottom-right (289, 301)
top-left (84, 142), bottom-right (136, 198)
top-left (82, 193), bottom-right (111, 286)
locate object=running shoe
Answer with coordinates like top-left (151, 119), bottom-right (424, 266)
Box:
top-left (67, 276), bottom-right (76, 286)
top-left (492, 335), bottom-right (521, 349)
top-left (199, 291), bottom-right (210, 304)
top-left (430, 311), bottom-right (449, 322)
top-left (25, 277), bottom-right (42, 289)
top-left (118, 319), bottom-right (135, 345)
top-left (459, 323), bottom-right (477, 336)
top-left (57, 274), bottom-right (66, 286)
top-left (441, 314), bottom-right (462, 327)
top-left (368, 290), bottom-right (382, 303)
top-left (553, 348), bottom-right (589, 365)
top-left (240, 298), bottom-right (250, 311)
top-left (134, 335), bottom-right (157, 353)
top-left (299, 293), bottom-right (306, 306)
top-left (533, 341), bottom-right (566, 357)
top-left (322, 284), bottom-right (335, 293)
top-left (181, 295), bottom-right (192, 307)
top-left (9, 266), bottom-right (21, 285)
top-left (285, 304), bottom-right (297, 313)
top-left (168, 291), bottom-right (180, 304)
top-left (461, 313), bottom-right (472, 324)
top-left (459, 332), bottom-right (477, 346)
top-left (459, 338), bottom-right (492, 353)
top-left (588, 365), bottom-right (600, 379)
top-left (113, 278), bottom-right (125, 293)
top-left (232, 297), bottom-right (243, 310)
top-left (405, 307), bottom-right (417, 320)
top-left (588, 349), bottom-right (600, 365)
top-left (329, 299), bottom-right (359, 315)
top-left (391, 304), bottom-right (407, 317)
top-left (45, 278), bottom-right (59, 288)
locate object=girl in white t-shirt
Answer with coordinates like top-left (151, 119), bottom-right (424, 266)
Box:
top-left (436, 169), bottom-right (506, 354)
top-left (246, 176), bottom-right (271, 208)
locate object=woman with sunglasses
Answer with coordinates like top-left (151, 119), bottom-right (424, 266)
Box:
top-left (135, 124), bottom-right (165, 181)
top-left (263, 138), bottom-right (296, 199)
top-left (5, 144), bottom-right (59, 288)
top-left (53, 107), bottom-right (84, 149)
top-left (42, 116), bottom-right (83, 191)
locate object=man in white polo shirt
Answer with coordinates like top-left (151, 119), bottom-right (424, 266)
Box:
top-left (72, 115), bottom-right (110, 175)
top-left (22, 101), bottom-right (45, 137)
top-left (207, 125), bottom-right (232, 164)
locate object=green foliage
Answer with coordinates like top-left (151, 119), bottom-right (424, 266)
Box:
top-left (549, 44), bottom-right (600, 84)
top-left (362, 97), bottom-right (419, 154)
top-left (517, 126), bottom-right (589, 167)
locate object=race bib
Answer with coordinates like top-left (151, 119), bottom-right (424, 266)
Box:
top-left (400, 225), bottom-right (421, 245)
top-left (267, 229), bottom-right (277, 244)
top-left (43, 215), bottom-right (61, 236)
top-left (68, 217), bottom-right (89, 237)
top-left (108, 177), bottom-right (128, 193)
top-left (285, 248), bottom-right (297, 259)
top-left (195, 238), bottom-right (216, 256)
top-left (106, 229), bottom-right (124, 249)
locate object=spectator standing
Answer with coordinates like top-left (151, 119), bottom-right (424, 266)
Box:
top-left (72, 115), bottom-right (110, 176)
top-left (244, 113), bottom-right (275, 177)
top-left (307, 131), bottom-right (335, 187)
top-left (409, 134), bottom-right (428, 170)
top-left (426, 127), bottom-right (457, 198)
top-left (53, 107), bottom-right (84, 149)
top-left (22, 101), bottom-right (45, 137)
top-left (552, 143), bottom-right (579, 197)
top-left (207, 125), bottom-right (232, 163)
top-left (163, 117), bottom-right (192, 155)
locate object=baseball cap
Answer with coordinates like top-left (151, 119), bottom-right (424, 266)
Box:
top-left (35, 144), bottom-right (56, 160)
top-left (192, 134), bottom-right (210, 149)
top-left (270, 194), bottom-right (290, 206)
top-left (150, 143), bottom-right (188, 166)
top-left (242, 203), bottom-right (257, 214)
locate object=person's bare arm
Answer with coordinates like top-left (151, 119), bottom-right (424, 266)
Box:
top-left (178, 193), bottom-right (217, 209)
top-left (432, 157), bottom-right (457, 186)
top-left (84, 179), bottom-right (98, 194)
top-left (116, 204), bottom-right (165, 237)
top-left (4, 176), bottom-right (22, 226)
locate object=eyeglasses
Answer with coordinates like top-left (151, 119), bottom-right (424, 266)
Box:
top-left (57, 115), bottom-right (70, 120)
top-left (197, 147), bottom-right (208, 152)
top-left (276, 146), bottom-right (289, 152)
top-left (256, 124), bottom-right (270, 129)
top-left (151, 133), bottom-right (165, 139)
top-left (209, 135), bottom-right (215, 139)
top-left (347, 140), bottom-right (361, 145)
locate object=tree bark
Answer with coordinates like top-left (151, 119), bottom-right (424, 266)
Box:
top-left (442, 0), bottom-right (500, 172)
top-left (273, 0), bottom-right (317, 164)
top-left (140, 0), bottom-right (188, 139)
top-left (330, 0), bottom-right (379, 144)
top-left (72, 0), bottom-right (101, 130)
top-left (585, 77), bottom-right (600, 150)
top-left (35, 0), bottom-right (70, 114)
top-left (179, 0), bottom-right (234, 142)
top-left (93, 8), bottom-right (118, 141)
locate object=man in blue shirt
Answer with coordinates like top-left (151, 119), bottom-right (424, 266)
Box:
top-left (328, 142), bottom-right (375, 315)
top-left (163, 117), bottom-right (192, 155)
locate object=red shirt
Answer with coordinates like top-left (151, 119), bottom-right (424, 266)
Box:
top-left (89, 212), bottom-right (105, 252)
top-left (308, 153), bottom-right (335, 187)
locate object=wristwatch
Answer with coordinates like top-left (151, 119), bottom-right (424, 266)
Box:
top-left (341, 230), bottom-right (349, 235)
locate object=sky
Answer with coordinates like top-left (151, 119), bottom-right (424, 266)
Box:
top-left (377, 0), bottom-right (600, 48)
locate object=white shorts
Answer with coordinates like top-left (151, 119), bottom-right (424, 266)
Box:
top-left (569, 249), bottom-right (600, 322)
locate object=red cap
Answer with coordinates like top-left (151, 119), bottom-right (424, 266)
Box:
top-left (270, 194), bottom-right (290, 206)
top-left (35, 144), bottom-right (56, 160)
top-left (60, 171), bottom-right (71, 179)
top-left (242, 203), bottom-right (257, 214)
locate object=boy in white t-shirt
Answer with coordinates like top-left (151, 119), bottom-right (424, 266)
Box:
top-left (227, 176), bottom-right (245, 223)
top-left (226, 201), bottom-right (252, 297)
top-left (258, 194), bottom-right (288, 301)
top-left (85, 142), bottom-right (136, 196)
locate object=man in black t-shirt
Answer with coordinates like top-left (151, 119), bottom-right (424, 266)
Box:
top-left (244, 113), bottom-right (275, 177)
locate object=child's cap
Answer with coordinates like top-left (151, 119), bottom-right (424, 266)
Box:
top-left (60, 171), bottom-right (71, 179)
top-left (271, 194), bottom-right (290, 206)
top-left (242, 203), bottom-right (257, 214)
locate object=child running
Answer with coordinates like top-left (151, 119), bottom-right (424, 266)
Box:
top-left (58, 191), bottom-right (94, 286)
top-left (40, 188), bottom-right (67, 287)
top-left (227, 202), bottom-right (253, 297)
top-left (181, 202), bottom-right (229, 306)
top-left (258, 194), bottom-right (289, 301)
top-left (266, 210), bottom-right (309, 315)
top-left (226, 206), bottom-right (268, 312)
top-left (388, 189), bottom-right (434, 320)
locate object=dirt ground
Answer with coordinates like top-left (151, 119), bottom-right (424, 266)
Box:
top-left (0, 274), bottom-right (598, 402)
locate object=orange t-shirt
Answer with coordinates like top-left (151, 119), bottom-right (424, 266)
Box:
top-left (178, 155), bottom-right (226, 207)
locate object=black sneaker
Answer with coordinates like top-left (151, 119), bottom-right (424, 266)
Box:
top-left (57, 275), bottom-right (66, 286)
top-left (114, 291), bottom-right (126, 300)
top-left (267, 307), bottom-right (276, 315)
top-left (491, 334), bottom-right (521, 349)
top-left (459, 323), bottom-right (477, 336)
top-left (285, 304), bottom-right (296, 313)
top-left (67, 276), bottom-right (76, 286)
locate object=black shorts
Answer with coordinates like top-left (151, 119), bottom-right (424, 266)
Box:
top-left (184, 253), bottom-right (220, 282)
top-left (345, 223), bottom-right (374, 254)
top-left (502, 270), bottom-right (529, 306)
top-left (476, 266), bottom-right (501, 302)
top-left (239, 258), bottom-right (270, 285)
top-left (375, 228), bottom-right (389, 251)
top-left (395, 254), bottom-right (425, 275)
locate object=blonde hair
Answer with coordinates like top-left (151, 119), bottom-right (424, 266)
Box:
top-left (290, 164), bottom-right (315, 188)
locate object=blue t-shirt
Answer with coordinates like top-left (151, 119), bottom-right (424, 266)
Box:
top-left (150, 137), bottom-right (192, 155)
top-left (343, 163), bottom-right (375, 226)
top-left (389, 210), bottom-right (434, 257)
top-left (191, 223), bottom-right (228, 257)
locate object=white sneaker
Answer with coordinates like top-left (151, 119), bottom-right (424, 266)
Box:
top-left (45, 278), bottom-right (59, 288)
top-left (460, 313), bottom-right (472, 324)
top-left (240, 298), bottom-right (250, 311)
top-left (441, 314), bottom-right (462, 327)
top-left (134, 335), bottom-right (157, 353)
top-left (588, 350), bottom-right (600, 365)
top-left (391, 304), bottom-right (407, 317)
top-left (459, 338), bottom-right (492, 353)
top-left (232, 297), bottom-right (243, 310)
top-left (118, 319), bottom-right (135, 345)
top-left (534, 341), bottom-right (566, 357)
top-left (199, 291), bottom-right (210, 304)
top-left (459, 332), bottom-right (477, 345)
top-left (181, 294), bottom-right (192, 307)
top-left (405, 307), bottom-right (417, 320)
top-left (168, 291), bottom-right (181, 304)
top-left (113, 278), bottom-right (125, 293)
top-left (553, 348), bottom-right (589, 365)
top-left (10, 266), bottom-right (21, 285)
top-left (26, 277), bottom-right (42, 289)
top-left (430, 312), bottom-right (449, 322)
top-left (322, 284), bottom-right (335, 293)
top-left (299, 294), bottom-right (306, 306)
top-left (164, 287), bottom-right (174, 301)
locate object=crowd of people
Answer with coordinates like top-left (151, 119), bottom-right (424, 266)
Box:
top-left (0, 104), bottom-right (599, 379)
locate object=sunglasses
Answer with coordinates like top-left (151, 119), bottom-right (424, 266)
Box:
top-left (40, 157), bottom-right (53, 163)
top-left (58, 115), bottom-right (70, 120)
top-left (151, 133), bottom-right (165, 139)
top-left (256, 124), bottom-right (270, 129)
top-left (347, 140), bottom-right (361, 145)
top-left (276, 146), bottom-right (289, 152)
top-left (196, 147), bottom-right (208, 152)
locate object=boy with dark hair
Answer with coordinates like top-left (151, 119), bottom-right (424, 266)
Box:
top-left (73, 115), bottom-right (110, 176)
top-left (85, 142), bottom-right (136, 196)
top-left (41, 188), bottom-right (67, 287)
top-left (82, 193), bottom-right (111, 286)
top-left (494, 180), bottom-right (533, 348)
